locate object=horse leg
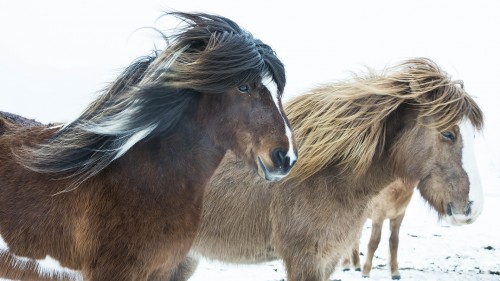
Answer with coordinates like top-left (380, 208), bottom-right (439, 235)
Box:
top-left (362, 218), bottom-right (383, 278)
top-left (351, 242), bottom-right (361, 271)
top-left (83, 264), bottom-right (149, 281)
top-left (341, 255), bottom-right (351, 271)
top-left (389, 213), bottom-right (405, 280)
top-left (161, 254), bottom-right (200, 281)
top-left (81, 243), bottom-right (152, 281)
top-left (283, 254), bottom-right (328, 281)
top-left (325, 257), bottom-right (340, 280)
top-left (340, 245), bottom-right (361, 272)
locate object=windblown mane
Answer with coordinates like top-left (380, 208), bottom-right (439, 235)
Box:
top-left (284, 58), bottom-right (483, 182)
top-left (15, 12), bottom-right (285, 189)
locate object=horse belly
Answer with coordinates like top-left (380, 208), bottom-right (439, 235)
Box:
top-left (191, 236), bottom-right (278, 264)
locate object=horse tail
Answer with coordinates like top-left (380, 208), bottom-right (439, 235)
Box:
top-left (0, 250), bottom-right (82, 281)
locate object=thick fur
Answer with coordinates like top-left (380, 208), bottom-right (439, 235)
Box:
top-left (170, 58), bottom-right (484, 281)
top-left (341, 179), bottom-right (417, 279)
top-left (0, 12), bottom-right (295, 281)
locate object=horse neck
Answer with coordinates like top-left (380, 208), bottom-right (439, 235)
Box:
top-left (320, 157), bottom-right (398, 202)
top-left (113, 107), bottom-right (226, 194)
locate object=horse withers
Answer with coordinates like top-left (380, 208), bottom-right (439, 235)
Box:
top-left (0, 12), bottom-right (297, 281)
top-left (169, 58), bottom-right (484, 281)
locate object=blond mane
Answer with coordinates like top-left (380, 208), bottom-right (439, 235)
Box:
top-left (285, 58), bottom-right (483, 182)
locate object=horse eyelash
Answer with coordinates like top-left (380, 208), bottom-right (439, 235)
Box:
top-left (238, 84), bottom-right (250, 94)
top-left (441, 131), bottom-right (456, 142)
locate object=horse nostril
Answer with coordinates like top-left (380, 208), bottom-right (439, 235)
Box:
top-left (272, 147), bottom-right (289, 171)
top-left (465, 201), bottom-right (473, 216)
top-left (447, 202), bottom-right (454, 216)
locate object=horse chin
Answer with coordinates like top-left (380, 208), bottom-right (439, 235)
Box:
top-left (443, 200), bottom-right (482, 226)
top-left (443, 214), bottom-right (476, 226)
top-left (257, 157), bottom-right (287, 182)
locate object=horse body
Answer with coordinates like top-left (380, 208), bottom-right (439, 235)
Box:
top-left (0, 12), bottom-right (297, 281)
top-left (176, 140), bottom-right (399, 281)
top-left (170, 58), bottom-right (484, 281)
top-left (0, 114), bottom-right (221, 278)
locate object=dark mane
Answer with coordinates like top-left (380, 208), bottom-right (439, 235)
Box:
top-left (14, 12), bottom-right (286, 189)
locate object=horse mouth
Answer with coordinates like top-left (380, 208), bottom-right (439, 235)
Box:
top-left (257, 157), bottom-right (285, 182)
top-left (444, 201), bottom-right (478, 226)
top-left (444, 214), bottom-right (475, 226)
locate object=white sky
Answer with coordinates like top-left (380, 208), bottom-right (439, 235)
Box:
top-left (0, 0), bottom-right (499, 186)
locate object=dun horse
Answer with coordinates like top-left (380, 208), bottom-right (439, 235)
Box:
top-left (342, 100), bottom-right (483, 280)
top-left (0, 12), bottom-right (297, 281)
top-left (169, 58), bottom-right (484, 281)
top-left (344, 126), bottom-right (482, 280)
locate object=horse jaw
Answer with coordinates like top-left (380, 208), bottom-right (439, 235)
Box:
top-left (444, 119), bottom-right (483, 226)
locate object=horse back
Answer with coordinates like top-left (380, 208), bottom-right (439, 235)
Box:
top-left (0, 111), bottom-right (44, 128)
top-left (0, 114), bottom-right (18, 135)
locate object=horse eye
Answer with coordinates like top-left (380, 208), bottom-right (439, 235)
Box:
top-left (441, 131), bottom-right (456, 142)
top-left (238, 84), bottom-right (249, 94)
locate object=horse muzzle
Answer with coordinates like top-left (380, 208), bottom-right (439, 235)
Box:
top-left (444, 201), bottom-right (481, 226)
top-left (257, 147), bottom-right (296, 182)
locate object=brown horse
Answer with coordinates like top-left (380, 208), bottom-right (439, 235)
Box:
top-left (0, 12), bottom-right (297, 281)
top-left (168, 58), bottom-right (484, 281)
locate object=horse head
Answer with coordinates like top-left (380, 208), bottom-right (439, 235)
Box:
top-left (197, 74), bottom-right (297, 182)
top-left (14, 12), bottom-right (297, 185)
top-left (167, 13), bottom-right (298, 181)
top-left (415, 119), bottom-right (483, 225)
top-left (386, 59), bottom-right (484, 226)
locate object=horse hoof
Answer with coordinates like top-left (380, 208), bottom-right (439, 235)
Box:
top-left (355, 267), bottom-right (361, 272)
top-left (343, 268), bottom-right (351, 272)
top-left (392, 275), bottom-right (401, 280)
